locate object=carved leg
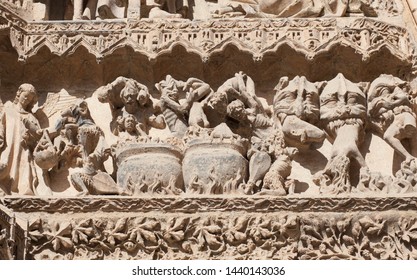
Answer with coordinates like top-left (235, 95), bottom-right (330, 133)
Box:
top-left (259, 153), bottom-right (293, 196)
top-left (189, 102), bottom-right (210, 128)
top-left (247, 151), bottom-right (271, 194)
top-left (82, 0), bottom-right (98, 20)
top-left (41, 170), bottom-right (53, 196)
top-left (333, 124), bottom-right (366, 167)
top-left (70, 172), bottom-right (90, 196)
top-left (383, 120), bottom-right (415, 163)
top-left (315, 124), bottom-right (364, 194)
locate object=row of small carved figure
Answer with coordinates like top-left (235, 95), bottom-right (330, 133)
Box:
top-left (106, 73), bottom-right (416, 156)
top-left (7, 0), bottom-right (397, 21)
top-left (0, 71), bottom-right (416, 197)
top-left (97, 72), bottom-right (417, 196)
top-left (70, 70), bottom-right (417, 197)
top-left (99, 72), bottom-right (417, 153)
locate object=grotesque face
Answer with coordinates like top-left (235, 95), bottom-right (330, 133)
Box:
top-left (163, 83), bottom-right (179, 101)
top-left (320, 74), bottom-right (366, 141)
top-left (368, 75), bottom-right (410, 115)
top-left (274, 76), bottom-right (320, 123)
top-left (121, 86), bottom-right (139, 106)
top-left (156, 75), bottom-right (181, 103)
top-left (320, 74), bottom-right (366, 138)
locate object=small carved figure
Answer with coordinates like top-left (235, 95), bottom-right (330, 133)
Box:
top-left (262, 148), bottom-right (298, 195)
top-left (217, 71), bottom-right (265, 115)
top-left (208, 1), bottom-right (257, 18)
top-left (58, 100), bottom-right (123, 195)
top-left (155, 75), bottom-right (189, 138)
top-left (97, 76), bottom-right (166, 136)
top-left (183, 77), bottom-right (214, 128)
top-left (186, 88), bottom-right (228, 129)
top-left (116, 114), bottom-right (147, 140)
top-left (226, 99), bottom-right (296, 195)
top-left (314, 73), bottom-right (367, 194)
top-left (0, 84), bottom-right (45, 195)
top-left (367, 74), bottom-right (417, 164)
top-left (257, 0), bottom-right (377, 17)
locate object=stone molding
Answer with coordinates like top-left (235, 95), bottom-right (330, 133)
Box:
top-left (1, 198), bottom-right (417, 260)
top-left (2, 196), bottom-right (417, 213)
top-left (0, 4), bottom-right (415, 67)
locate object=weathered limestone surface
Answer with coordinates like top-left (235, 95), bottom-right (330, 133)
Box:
top-left (1, 0), bottom-right (417, 259)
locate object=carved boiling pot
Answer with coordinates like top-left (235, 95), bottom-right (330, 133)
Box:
top-left (115, 142), bottom-right (183, 194)
top-left (182, 138), bottom-right (248, 194)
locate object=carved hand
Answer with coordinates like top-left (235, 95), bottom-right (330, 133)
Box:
top-left (22, 118), bottom-right (42, 136)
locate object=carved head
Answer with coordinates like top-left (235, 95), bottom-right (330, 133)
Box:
top-left (235, 71), bottom-right (249, 83)
top-left (320, 73), bottom-right (366, 139)
top-left (137, 90), bottom-right (149, 106)
top-left (207, 91), bottom-right (228, 112)
top-left (227, 99), bottom-right (248, 122)
top-left (120, 80), bottom-right (151, 111)
top-left (123, 114), bottom-right (139, 134)
top-left (75, 101), bottom-right (90, 118)
top-left (72, 100), bottom-right (94, 125)
top-left (121, 81), bottom-right (139, 106)
top-left (273, 76), bottom-right (320, 123)
top-left (14, 83), bottom-right (38, 111)
top-left (156, 75), bottom-right (180, 102)
top-left (368, 74), bottom-right (410, 118)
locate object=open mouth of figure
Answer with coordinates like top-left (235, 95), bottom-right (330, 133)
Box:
top-left (326, 118), bottom-right (365, 136)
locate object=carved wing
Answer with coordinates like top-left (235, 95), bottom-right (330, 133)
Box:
top-left (36, 89), bottom-right (80, 129)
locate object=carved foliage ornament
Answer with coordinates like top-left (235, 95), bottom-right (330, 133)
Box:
top-left (24, 213), bottom-right (417, 260)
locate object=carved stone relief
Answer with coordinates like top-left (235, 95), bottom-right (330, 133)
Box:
top-left (16, 212), bottom-right (417, 260)
top-left (0, 72), bottom-right (416, 197)
top-left (1, 0), bottom-right (417, 261)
